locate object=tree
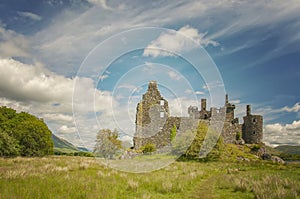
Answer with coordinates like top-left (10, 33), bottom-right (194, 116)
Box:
top-left (93, 129), bottom-right (122, 159)
top-left (0, 130), bottom-right (20, 157)
top-left (15, 119), bottom-right (53, 156)
top-left (0, 106), bottom-right (53, 157)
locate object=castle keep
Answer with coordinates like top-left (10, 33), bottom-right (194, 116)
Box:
top-left (133, 81), bottom-right (263, 149)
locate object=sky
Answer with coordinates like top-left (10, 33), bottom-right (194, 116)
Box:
top-left (0, 0), bottom-right (299, 148)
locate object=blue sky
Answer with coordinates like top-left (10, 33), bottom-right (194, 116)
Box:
top-left (0, 0), bottom-right (299, 148)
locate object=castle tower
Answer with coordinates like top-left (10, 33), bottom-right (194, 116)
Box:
top-left (201, 99), bottom-right (207, 111)
top-left (242, 105), bottom-right (263, 144)
top-left (225, 94), bottom-right (229, 104)
top-left (225, 94), bottom-right (235, 122)
top-left (133, 81), bottom-right (169, 149)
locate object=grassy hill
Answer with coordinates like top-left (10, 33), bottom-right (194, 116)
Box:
top-left (52, 134), bottom-right (92, 156)
top-left (275, 145), bottom-right (300, 154)
top-left (52, 134), bottom-right (79, 151)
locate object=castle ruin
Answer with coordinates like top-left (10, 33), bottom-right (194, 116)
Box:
top-left (133, 81), bottom-right (263, 150)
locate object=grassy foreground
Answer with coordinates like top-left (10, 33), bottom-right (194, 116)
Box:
top-left (0, 156), bottom-right (299, 199)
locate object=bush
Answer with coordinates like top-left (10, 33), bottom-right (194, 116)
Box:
top-left (170, 125), bottom-right (177, 142)
top-left (140, 143), bottom-right (156, 154)
top-left (236, 132), bottom-right (241, 140)
top-left (184, 122), bottom-right (224, 161)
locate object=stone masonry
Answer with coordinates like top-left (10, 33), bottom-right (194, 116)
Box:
top-left (133, 81), bottom-right (263, 150)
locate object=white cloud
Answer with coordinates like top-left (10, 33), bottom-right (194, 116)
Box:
top-left (230, 99), bottom-right (241, 104)
top-left (29, 0), bottom-right (300, 75)
top-left (143, 25), bottom-right (218, 57)
top-left (264, 121), bottom-right (300, 147)
top-left (58, 125), bottom-right (77, 134)
top-left (117, 84), bottom-right (141, 91)
top-left (168, 71), bottom-right (182, 80)
top-left (0, 58), bottom-right (73, 103)
top-left (195, 91), bottom-right (204, 95)
top-left (202, 81), bottom-right (224, 91)
top-left (185, 89), bottom-right (193, 94)
top-left (281, 102), bottom-right (300, 112)
top-left (87, 0), bottom-right (113, 10)
top-left (168, 97), bottom-right (198, 117)
top-left (0, 26), bottom-right (30, 58)
top-left (17, 11), bottom-right (42, 21)
top-left (42, 113), bottom-right (73, 123)
top-left (99, 74), bottom-right (108, 81)
top-left (0, 58), bottom-right (119, 148)
top-left (286, 120), bottom-right (300, 130)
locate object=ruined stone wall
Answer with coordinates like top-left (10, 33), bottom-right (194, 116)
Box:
top-left (222, 123), bottom-right (242, 144)
top-left (242, 115), bottom-right (263, 144)
top-left (134, 81), bottom-right (169, 149)
top-left (134, 82), bottom-right (264, 150)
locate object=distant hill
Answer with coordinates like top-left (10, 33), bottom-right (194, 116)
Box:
top-left (52, 134), bottom-right (89, 153)
top-left (275, 145), bottom-right (300, 155)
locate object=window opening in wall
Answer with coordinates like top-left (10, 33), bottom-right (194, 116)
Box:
top-left (253, 131), bottom-right (256, 135)
top-left (160, 112), bottom-right (164, 118)
top-left (160, 100), bottom-right (164, 106)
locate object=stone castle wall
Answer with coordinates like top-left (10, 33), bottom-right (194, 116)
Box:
top-left (134, 81), bottom-right (264, 149)
top-left (242, 115), bottom-right (263, 144)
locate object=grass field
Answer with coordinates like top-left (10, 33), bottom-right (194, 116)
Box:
top-left (0, 156), bottom-right (299, 199)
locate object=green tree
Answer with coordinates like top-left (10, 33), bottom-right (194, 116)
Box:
top-left (0, 106), bottom-right (54, 157)
top-left (0, 130), bottom-right (20, 157)
top-left (93, 129), bottom-right (122, 159)
top-left (15, 120), bottom-right (53, 156)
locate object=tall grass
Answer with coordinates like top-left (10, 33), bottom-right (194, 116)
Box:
top-left (0, 156), bottom-right (299, 199)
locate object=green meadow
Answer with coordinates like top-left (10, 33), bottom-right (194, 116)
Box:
top-left (0, 156), bottom-right (299, 199)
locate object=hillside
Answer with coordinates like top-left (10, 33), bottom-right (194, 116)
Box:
top-left (52, 134), bottom-right (79, 151)
top-left (52, 134), bottom-right (90, 155)
top-left (275, 145), bottom-right (300, 154)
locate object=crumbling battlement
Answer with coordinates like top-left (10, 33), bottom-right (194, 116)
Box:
top-left (133, 81), bottom-right (263, 150)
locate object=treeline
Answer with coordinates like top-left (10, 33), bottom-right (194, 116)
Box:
top-left (0, 106), bottom-right (53, 157)
top-left (53, 149), bottom-right (94, 157)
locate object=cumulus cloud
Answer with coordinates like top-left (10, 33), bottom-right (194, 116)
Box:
top-left (0, 58), bottom-right (73, 103)
top-left (42, 113), bottom-right (73, 123)
top-left (17, 11), bottom-right (42, 21)
top-left (0, 58), bottom-right (120, 148)
top-left (58, 125), bottom-right (77, 134)
top-left (0, 26), bottom-right (30, 58)
top-left (143, 25), bottom-right (218, 57)
top-left (264, 121), bottom-right (300, 147)
top-left (168, 97), bottom-right (198, 117)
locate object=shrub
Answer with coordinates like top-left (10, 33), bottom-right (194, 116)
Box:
top-left (236, 132), bottom-right (241, 140)
top-left (170, 125), bottom-right (177, 142)
top-left (140, 143), bottom-right (156, 154)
